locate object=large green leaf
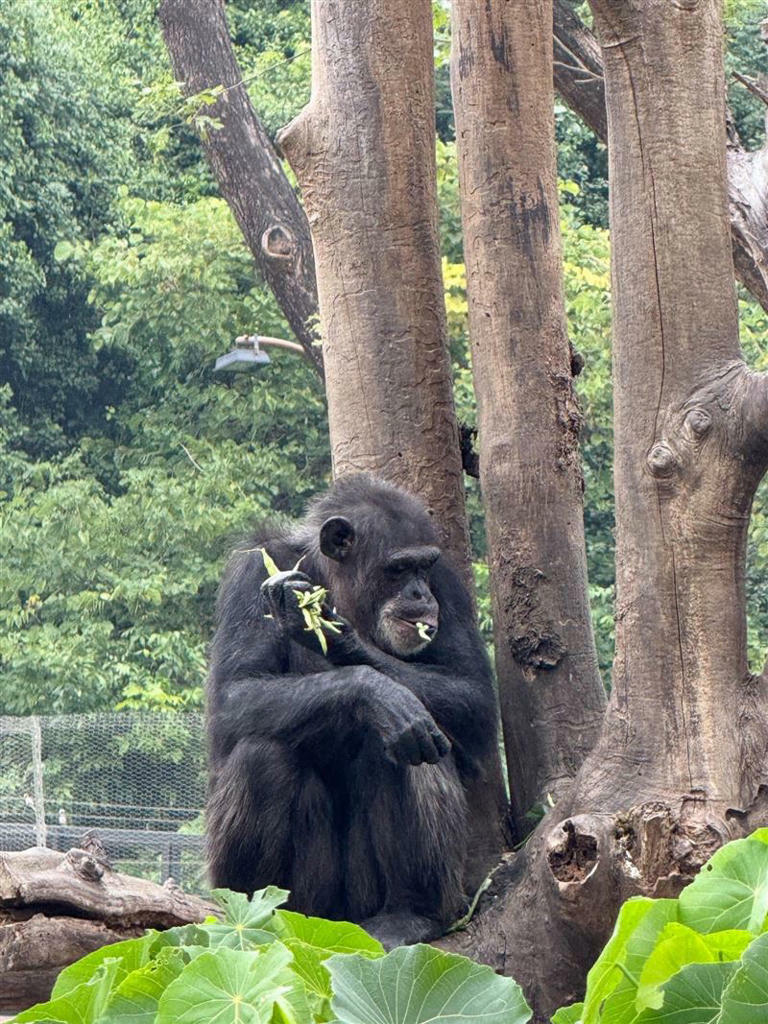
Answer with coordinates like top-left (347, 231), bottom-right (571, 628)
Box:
top-left (15, 960), bottom-right (122, 1024)
top-left (275, 912), bottom-right (385, 1019)
top-left (50, 934), bottom-right (154, 999)
top-left (679, 831), bottom-right (768, 935)
top-left (581, 898), bottom-right (677, 1024)
top-left (97, 946), bottom-right (186, 1024)
top-left (636, 925), bottom-right (752, 1011)
top-left (202, 887), bottom-right (289, 949)
top-left (718, 931), bottom-right (768, 1022)
top-left (156, 943), bottom-right (293, 1024)
top-left (551, 1002), bottom-right (583, 1023)
top-left (634, 961), bottom-right (737, 1024)
top-left (276, 911), bottom-right (384, 957)
top-left (327, 944), bottom-right (531, 1024)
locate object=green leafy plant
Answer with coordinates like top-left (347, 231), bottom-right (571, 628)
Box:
top-left (10, 887), bottom-right (531, 1024)
top-left (260, 549), bottom-right (341, 655)
top-left (552, 828), bottom-right (768, 1022)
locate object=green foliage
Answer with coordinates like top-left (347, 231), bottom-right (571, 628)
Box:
top-left (10, 887), bottom-right (531, 1024)
top-left (725, 0), bottom-right (768, 150)
top-left (553, 829), bottom-right (768, 1023)
top-left (226, 0), bottom-right (312, 139)
top-left (0, 0), bottom-right (137, 458)
top-left (2, 0), bottom-right (767, 714)
top-left (0, 193), bottom-right (328, 715)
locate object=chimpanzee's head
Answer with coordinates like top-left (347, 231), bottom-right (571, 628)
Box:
top-left (305, 475), bottom-right (443, 657)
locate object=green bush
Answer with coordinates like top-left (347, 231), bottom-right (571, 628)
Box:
top-left (10, 887), bottom-right (531, 1024)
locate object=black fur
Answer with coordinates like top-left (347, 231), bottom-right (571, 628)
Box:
top-left (206, 474), bottom-right (499, 947)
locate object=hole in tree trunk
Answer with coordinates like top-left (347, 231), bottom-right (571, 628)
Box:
top-left (548, 819), bottom-right (599, 883)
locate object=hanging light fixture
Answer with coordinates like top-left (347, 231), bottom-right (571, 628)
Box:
top-left (214, 334), bottom-right (271, 374)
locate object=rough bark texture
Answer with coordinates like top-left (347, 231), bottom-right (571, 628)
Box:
top-left (553, 0), bottom-right (607, 140)
top-left (278, 0), bottom-right (507, 884)
top-left (158, 0), bottom-right (322, 374)
top-left (0, 846), bottom-right (213, 1014)
top-left (552, 0), bottom-right (768, 315)
top-left (451, 0), bottom-right (606, 838)
top-left (439, 1), bottom-right (768, 1018)
top-left (277, 0), bottom-right (473, 577)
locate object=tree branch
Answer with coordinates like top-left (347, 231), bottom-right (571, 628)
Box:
top-left (158, 0), bottom-right (323, 377)
top-left (552, 0), bottom-right (768, 314)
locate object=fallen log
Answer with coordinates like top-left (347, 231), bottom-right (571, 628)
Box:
top-left (0, 845), bottom-right (214, 1014)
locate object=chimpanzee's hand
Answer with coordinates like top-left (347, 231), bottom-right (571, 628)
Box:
top-left (261, 569), bottom-right (314, 632)
top-left (364, 678), bottom-right (451, 766)
top-left (260, 570), bottom-right (359, 656)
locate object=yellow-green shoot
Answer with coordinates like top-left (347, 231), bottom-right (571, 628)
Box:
top-left (259, 549), bottom-right (342, 655)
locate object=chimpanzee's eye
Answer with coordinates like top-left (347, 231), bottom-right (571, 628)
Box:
top-left (387, 562), bottom-right (410, 577)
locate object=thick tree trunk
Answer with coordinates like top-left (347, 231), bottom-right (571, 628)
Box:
top-left (158, 0), bottom-right (322, 374)
top-left (277, 0), bottom-right (472, 577)
top-left (451, 0), bottom-right (606, 838)
top-left (552, 0), bottom-right (768, 315)
top-left (277, 0), bottom-right (508, 886)
top-left (440, 1), bottom-right (768, 1018)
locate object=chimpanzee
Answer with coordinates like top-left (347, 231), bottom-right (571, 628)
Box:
top-left (206, 474), bottom-right (500, 948)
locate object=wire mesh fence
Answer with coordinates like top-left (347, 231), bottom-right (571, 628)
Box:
top-left (0, 712), bottom-right (208, 892)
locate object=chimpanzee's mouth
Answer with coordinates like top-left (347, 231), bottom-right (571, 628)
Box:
top-left (397, 617), bottom-right (438, 640)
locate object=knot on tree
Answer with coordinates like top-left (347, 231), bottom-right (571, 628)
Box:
top-left (647, 442), bottom-right (679, 479)
top-left (549, 369), bottom-right (584, 480)
top-left (261, 225), bottom-right (295, 270)
top-left (65, 848), bottom-right (105, 883)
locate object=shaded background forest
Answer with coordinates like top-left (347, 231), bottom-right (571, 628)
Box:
top-left (2, 0), bottom-right (767, 717)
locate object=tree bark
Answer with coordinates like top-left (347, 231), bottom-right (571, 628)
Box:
top-left (277, 0), bottom-right (508, 885)
top-left (451, 0), bottom-right (606, 838)
top-left (440, 1), bottom-right (768, 1018)
top-left (552, 0), bottom-right (768, 315)
top-left (0, 846), bottom-right (213, 1014)
top-left (277, 0), bottom-right (473, 577)
top-left (158, 0), bottom-right (322, 374)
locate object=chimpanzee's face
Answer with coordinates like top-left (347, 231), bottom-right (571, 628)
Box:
top-left (319, 515), bottom-right (440, 657)
top-left (371, 546), bottom-right (440, 657)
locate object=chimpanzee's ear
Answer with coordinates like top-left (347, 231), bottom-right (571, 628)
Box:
top-left (320, 516), bottom-right (356, 561)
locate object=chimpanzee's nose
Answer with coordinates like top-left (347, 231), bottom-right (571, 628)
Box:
top-left (404, 578), bottom-right (428, 601)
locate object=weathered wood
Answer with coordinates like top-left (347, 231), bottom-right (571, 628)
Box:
top-left (442, 1), bottom-right (768, 1017)
top-left (0, 846), bottom-right (214, 1014)
top-left (158, 0), bottom-right (322, 375)
top-left (452, 0), bottom-right (606, 839)
top-left (552, 0), bottom-right (768, 314)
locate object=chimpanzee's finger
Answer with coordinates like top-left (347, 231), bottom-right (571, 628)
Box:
top-left (388, 728), bottom-right (422, 766)
top-left (411, 720), bottom-right (441, 764)
top-left (431, 728), bottom-right (451, 758)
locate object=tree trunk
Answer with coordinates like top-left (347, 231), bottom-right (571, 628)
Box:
top-left (277, 0), bottom-right (473, 577)
top-left (0, 846), bottom-right (213, 1014)
top-left (158, 0), bottom-right (322, 374)
top-left (552, 0), bottom-right (768, 315)
top-left (451, 0), bottom-right (606, 838)
top-left (440, 1), bottom-right (768, 1018)
top-left (277, 0), bottom-right (507, 884)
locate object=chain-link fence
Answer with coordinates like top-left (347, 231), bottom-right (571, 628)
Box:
top-left (0, 713), bottom-right (207, 892)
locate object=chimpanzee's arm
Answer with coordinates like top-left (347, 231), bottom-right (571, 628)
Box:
top-left (330, 642), bottom-right (497, 766)
top-left (325, 563), bottom-right (498, 764)
top-left (210, 665), bottom-right (450, 769)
